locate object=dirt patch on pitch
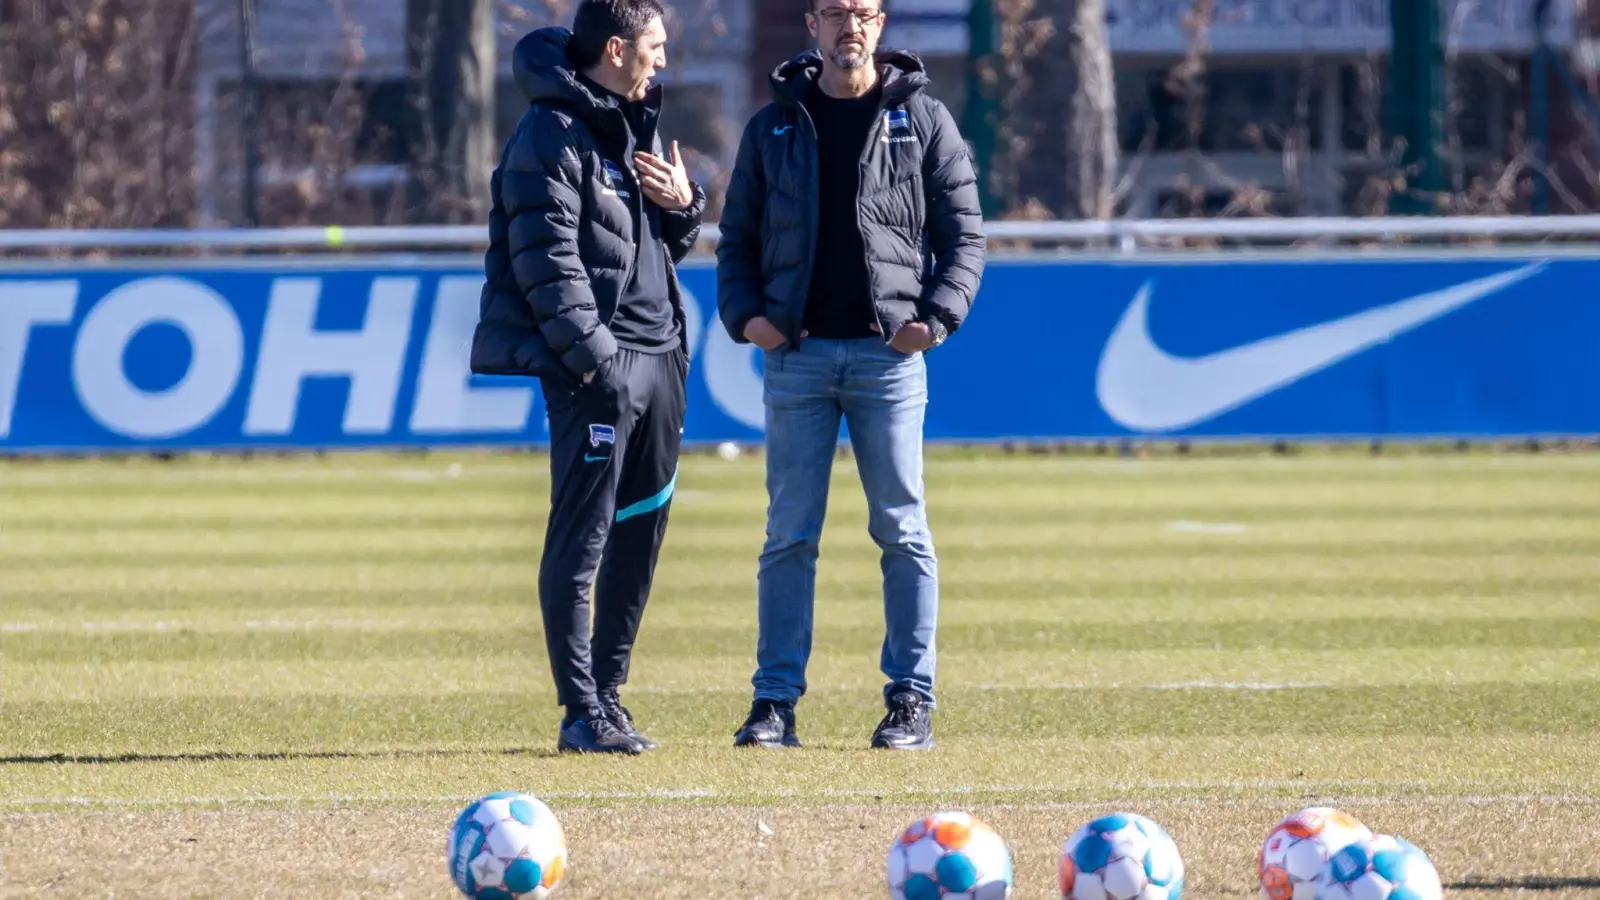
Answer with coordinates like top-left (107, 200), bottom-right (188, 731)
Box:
top-left (1, 797), bottom-right (1597, 898)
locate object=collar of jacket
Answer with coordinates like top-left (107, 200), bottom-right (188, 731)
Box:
top-left (512, 25), bottom-right (663, 142)
top-left (767, 48), bottom-right (929, 107)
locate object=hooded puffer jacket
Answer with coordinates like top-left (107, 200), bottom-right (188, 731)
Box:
top-left (471, 26), bottom-right (706, 380)
top-left (716, 49), bottom-right (984, 347)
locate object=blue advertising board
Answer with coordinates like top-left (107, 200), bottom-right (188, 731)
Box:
top-left (2, 253), bottom-right (1596, 452)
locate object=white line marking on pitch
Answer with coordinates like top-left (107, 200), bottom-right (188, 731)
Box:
top-left (965, 681), bottom-right (1332, 692)
top-left (1166, 520), bottom-right (1249, 534)
top-left (1142, 681), bottom-right (1332, 691)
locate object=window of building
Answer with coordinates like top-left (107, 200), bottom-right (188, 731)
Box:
top-left (214, 77), bottom-right (414, 170)
top-left (1118, 65), bottom-right (1329, 154)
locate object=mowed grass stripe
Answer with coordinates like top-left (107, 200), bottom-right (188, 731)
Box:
top-left (3, 593), bottom-right (1593, 629)
top-left (7, 515), bottom-right (1600, 558)
top-left (9, 505), bottom-right (1600, 533)
top-left (5, 682), bottom-right (1600, 757)
top-left (5, 616), bottom-right (1599, 664)
top-left (6, 578), bottom-right (1599, 614)
top-left (4, 734), bottom-right (1595, 808)
top-left (12, 538), bottom-right (1600, 570)
top-left (5, 450), bottom-right (1599, 487)
top-left (7, 555), bottom-right (1600, 594)
top-left (3, 458), bottom-right (1596, 516)
top-left (4, 484), bottom-right (1598, 518)
top-left (9, 646), bottom-right (1600, 701)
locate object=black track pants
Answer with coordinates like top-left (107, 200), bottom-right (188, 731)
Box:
top-left (537, 347), bottom-right (687, 710)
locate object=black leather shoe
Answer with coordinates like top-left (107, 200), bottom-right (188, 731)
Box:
top-left (557, 713), bottom-right (643, 755)
top-left (599, 689), bottom-right (657, 751)
top-left (871, 690), bottom-right (934, 751)
top-left (733, 699), bottom-right (802, 748)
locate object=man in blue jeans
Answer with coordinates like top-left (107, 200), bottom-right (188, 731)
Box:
top-left (714, 0), bottom-right (985, 750)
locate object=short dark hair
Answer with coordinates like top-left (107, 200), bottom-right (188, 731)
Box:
top-left (809, 0), bottom-right (887, 12)
top-left (569, 0), bottom-right (666, 70)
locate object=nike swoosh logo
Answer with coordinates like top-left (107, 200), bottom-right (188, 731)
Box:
top-left (584, 454), bottom-right (609, 463)
top-left (1096, 263), bottom-right (1546, 432)
top-left (773, 125), bottom-right (793, 135)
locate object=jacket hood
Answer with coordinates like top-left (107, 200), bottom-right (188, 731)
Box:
top-left (768, 48), bottom-right (930, 105)
top-left (513, 26), bottom-right (658, 130)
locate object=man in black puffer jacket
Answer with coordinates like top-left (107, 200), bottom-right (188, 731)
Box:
top-left (471, 0), bottom-right (707, 756)
top-left (718, 0), bottom-right (985, 753)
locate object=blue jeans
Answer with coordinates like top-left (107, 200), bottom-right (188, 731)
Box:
top-left (752, 337), bottom-right (939, 709)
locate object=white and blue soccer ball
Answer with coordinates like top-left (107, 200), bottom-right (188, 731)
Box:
top-left (887, 811), bottom-right (1015, 899)
top-left (1060, 812), bottom-right (1185, 900)
top-left (1313, 834), bottom-right (1442, 900)
top-left (448, 792), bottom-right (567, 899)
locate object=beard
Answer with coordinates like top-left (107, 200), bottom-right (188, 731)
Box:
top-left (829, 40), bottom-right (870, 70)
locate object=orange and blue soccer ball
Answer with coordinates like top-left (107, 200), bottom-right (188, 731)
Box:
top-left (1060, 812), bottom-right (1185, 900)
top-left (1259, 807), bottom-right (1374, 900)
top-left (887, 811), bottom-right (1015, 899)
top-left (448, 792), bottom-right (567, 899)
top-left (1313, 835), bottom-right (1442, 900)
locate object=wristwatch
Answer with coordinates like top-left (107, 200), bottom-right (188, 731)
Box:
top-left (922, 317), bottom-right (948, 348)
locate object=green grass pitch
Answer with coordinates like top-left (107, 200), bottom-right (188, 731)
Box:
top-left (1, 449), bottom-right (1599, 898)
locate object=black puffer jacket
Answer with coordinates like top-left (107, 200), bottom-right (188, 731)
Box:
top-left (471, 27), bottom-right (706, 380)
top-left (716, 50), bottom-right (984, 347)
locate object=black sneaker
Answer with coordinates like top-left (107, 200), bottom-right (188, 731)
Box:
top-left (733, 699), bottom-right (802, 748)
top-left (599, 689), bottom-right (657, 751)
top-left (871, 690), bottom-right (934, 751)
top-left (557, 713), bottom-right (643, 755)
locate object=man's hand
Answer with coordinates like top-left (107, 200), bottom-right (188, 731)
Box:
top-left (634, 141), bottom-right (694, 211)
top-left (889, 321), bottom-right (935, 353)
top-left (742, 316), bottom-right (788, 351)
top-left (582, 370), bottom-right (596, 385)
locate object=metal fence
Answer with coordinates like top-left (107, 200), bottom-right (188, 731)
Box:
top-left (5, 215), bottom-right (1600, 255)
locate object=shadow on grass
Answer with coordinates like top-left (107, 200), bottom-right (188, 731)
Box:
top-left (0, 747), bottom-right (560, 765)
top-left (1448, 877), bottom-right (1600, 892)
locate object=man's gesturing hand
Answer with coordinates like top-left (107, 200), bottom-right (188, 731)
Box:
top-left (634, 141), bottom-right (694, 211)
top-left (742, 316), bottom-right (789, 351)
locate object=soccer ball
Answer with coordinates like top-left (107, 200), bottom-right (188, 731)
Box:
top-left (1258, 807), bottom-right (1373, 900)
top-left (1060, 812), bottom-right (1185, 900)
top-left (1314, 834), bottom-right (1442, 900)
top-left (448, 792), bottom-right (567, 899)
top-left (887, 811), bottom-right (1014, 899)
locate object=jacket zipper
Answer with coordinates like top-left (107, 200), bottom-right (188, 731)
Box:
top-left (620, 110), bottom-right (641, 316)
top-left (794, 100), bottom-right (822, 348)
top-left (860, 90), bottom-right (898, 342)
top-left (631, 106), bottom-right (690, 354)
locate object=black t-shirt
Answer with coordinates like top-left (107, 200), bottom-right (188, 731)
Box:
top-left (585, 79), bottom-right (679, 353)
top-left (801, 83), bottom-right (882, 340)
top-left (609, 180), bottom-right (677, 353)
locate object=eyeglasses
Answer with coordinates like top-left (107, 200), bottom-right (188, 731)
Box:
top-left (813, 6), bottom-right (881, 27)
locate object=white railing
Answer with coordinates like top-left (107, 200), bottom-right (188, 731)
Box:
top-left (3, 215), bottom-right (1600, 253)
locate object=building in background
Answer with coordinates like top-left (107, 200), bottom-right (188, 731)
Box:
top-left (878, 0), bottom-right (1582, 216)
top-left (27, 0), bottom-right (1586, 227)
top-left (192, 0), bottom-right (752, 226)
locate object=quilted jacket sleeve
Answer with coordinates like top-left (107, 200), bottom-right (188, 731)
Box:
top-left (500, 107), bottom-right (617, 378)
top-left (918, 98), bottom-right (986, 333)
top-left (714, 115), bottom-right (769, 343)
